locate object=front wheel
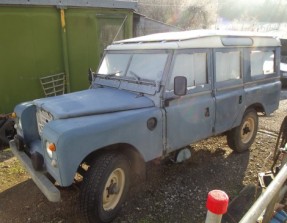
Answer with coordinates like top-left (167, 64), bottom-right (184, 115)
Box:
top-left (227, 109), bottom-right (258, 153)
top-left (80, 152), bottom-right (130, 223)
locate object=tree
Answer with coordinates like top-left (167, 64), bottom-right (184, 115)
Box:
top-left (218, 0), bottom-right (287, 23)
top-left (176, 1), bottom-right (217, 29)
top-left (137, 0), bottom-right (217, 30)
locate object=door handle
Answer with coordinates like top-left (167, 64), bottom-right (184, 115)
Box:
top-left (239, 95), bottom-right (242, 104)
top-left (205, 107), bottom-right (210, 117)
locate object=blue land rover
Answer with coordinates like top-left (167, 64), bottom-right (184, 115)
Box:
top-left (10, 30), bottom-right (281, 223)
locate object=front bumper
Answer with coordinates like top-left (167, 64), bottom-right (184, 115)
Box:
top-left (9, 139), bottom-right (61, 202)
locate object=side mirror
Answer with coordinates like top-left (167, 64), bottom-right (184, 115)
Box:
top-left (174, 76), bottom-right (187, 96)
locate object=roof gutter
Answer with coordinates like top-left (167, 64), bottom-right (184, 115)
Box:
top-left (0, 0), bottom-right (138, 10)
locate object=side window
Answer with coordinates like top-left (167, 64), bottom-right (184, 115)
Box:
top-left (216, 51), bottom-right (241, 82)
top-left (251, 50), bottom-right (275, 76)
top-left (168, 52), bottom-right (207, 90)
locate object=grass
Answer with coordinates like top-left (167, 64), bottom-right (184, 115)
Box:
top-left (0, 148), bottom-right (28, 192)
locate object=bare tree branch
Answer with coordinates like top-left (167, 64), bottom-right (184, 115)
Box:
top-left (137, 0), bottom-right (217, 30)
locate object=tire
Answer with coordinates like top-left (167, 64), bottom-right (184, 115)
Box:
top-left (0, 118), bottom-right (15, 149)
top-left (80, 152), bottom-right (130, 223)
top-left (227, 109), bottom-right (258, 153)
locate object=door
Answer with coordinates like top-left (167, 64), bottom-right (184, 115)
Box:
top-left (164, 49), bottom-right (215, 153)
top-left (213, 48), bottom-right (245, 134)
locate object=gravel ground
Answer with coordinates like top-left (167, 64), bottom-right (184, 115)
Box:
top-left (0, 91), bottom-right (287, 223)
top-left (116, 135), bottom-right (276, 223)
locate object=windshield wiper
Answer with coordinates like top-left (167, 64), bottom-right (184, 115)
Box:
top-left (97, 71), bottom-right (122, 79)
top-left (129, 71), bottom-right (141, 81)
top-left (128, 71), bottom-right (157, 86)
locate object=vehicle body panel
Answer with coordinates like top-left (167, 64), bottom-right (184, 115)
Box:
top-left (42, 107), bottom-right (163, 186)
top-left (34, 88), bottom-right (154, 119)
top-left (165, 91), bottom-right (215, 152)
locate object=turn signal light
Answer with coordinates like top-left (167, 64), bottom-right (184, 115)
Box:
top-left (11, 112), bottom-right (17, 118)
top-left (48, 143), bottom-right (56, 152)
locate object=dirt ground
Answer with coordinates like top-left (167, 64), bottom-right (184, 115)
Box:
top-left (1, 92), bottom-right (287, 223)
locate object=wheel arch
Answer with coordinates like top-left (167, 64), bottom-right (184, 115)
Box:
top-left (246, 103), bottom-right (265, 114)
top-left (79, 143), bottom-right (146, 184)
top-left (232, 103), bottom-right (264, 130)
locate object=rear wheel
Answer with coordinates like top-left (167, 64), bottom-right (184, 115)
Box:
top-left (227, 109), bottom-right (258, 153)
top-left (80, 152), bottom-right (130, 223)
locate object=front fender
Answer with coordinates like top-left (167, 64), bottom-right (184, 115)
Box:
top-left (43, 107), bottom-right (163, 186)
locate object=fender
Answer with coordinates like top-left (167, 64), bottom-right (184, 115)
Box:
top-left (42, 107), bottom-right (164, 186)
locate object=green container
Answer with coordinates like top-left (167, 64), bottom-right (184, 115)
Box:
top-left (0, 2), bottom-right (134, 113)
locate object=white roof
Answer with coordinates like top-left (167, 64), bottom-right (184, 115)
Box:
top-left (108, 29), bottom-right (281, 50)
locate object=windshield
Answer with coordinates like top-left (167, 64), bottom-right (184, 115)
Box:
top-left (98, 52), bottom-right (168, 82)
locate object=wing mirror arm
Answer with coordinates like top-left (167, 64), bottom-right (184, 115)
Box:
top-left (88, 68), bottom-right (96, 84)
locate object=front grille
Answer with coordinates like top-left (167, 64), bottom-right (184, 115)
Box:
top-left (36, 109), bottom-right (53, 135)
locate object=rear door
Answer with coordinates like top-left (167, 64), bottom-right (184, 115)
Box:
top-left (244, 47), bottom-right (281, 115)
top-left (213, 48), bottom-right (245, 134)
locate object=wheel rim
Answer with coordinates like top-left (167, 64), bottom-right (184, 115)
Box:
top-left (102, 168), bottom-right (125, 211)
top-left (240, 117), bottom-right (255, 144)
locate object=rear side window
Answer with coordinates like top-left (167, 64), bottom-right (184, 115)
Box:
top-left (168, 52), bottom-right (207, 90)
top-left (251, 50), bottom-right (275, 76)
top-left (215, 51), bottom-right (241, 82)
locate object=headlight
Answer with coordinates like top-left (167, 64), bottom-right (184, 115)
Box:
top-left (46, 142), bottom-right (56, 159)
